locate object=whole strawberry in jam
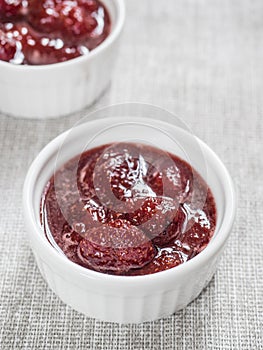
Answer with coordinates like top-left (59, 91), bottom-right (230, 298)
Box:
top-left (112, 196), bottom-right (182, 245)
top-left (22, 34), bottom-right (81, 65)
top-left (92, 143), bottom-right (153, 206)
top-left (77, 220), bottom-right (156, 274)
top-left (129, 242), bottom-right (196, 276)
top-left (147, 156), bottom-right (194, 203)
top-left (29, 0), bottom-right (103, 45)
top-left (148, 203), bottom-right (186, 246)
top-left (0, 0), bottom-right (29, 20)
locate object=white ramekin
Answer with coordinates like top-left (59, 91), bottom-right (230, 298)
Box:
top-left (23, 116), bottom-right (236, 323)
top-left (0, 0), bottom-right (125, 119)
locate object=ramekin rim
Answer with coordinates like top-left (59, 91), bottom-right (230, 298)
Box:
top-left (0, 0), bottom-right (125, 71)
top-left (23, 117), bottom-right (237, 284)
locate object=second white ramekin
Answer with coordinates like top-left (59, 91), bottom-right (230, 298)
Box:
top-left (0, 0), bottom-right (125, 119)
top-left (23, 115), bottom-right (236, 323)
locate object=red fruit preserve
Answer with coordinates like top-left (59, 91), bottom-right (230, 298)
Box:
top-left (41, 143), bottom-right (217, 276)
top-left (0, 0), bottom-right (111, 65)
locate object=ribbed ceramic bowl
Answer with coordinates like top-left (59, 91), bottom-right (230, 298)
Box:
top-left (0, 0), bottom-right (125, 119)
top-left (23, 116), bottom-right (236, 323)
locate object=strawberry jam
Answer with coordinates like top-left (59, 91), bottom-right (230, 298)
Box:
top-left (0, 0), bottom-right (110, 65)
top-left (41, 143), bottom-right (217, 276)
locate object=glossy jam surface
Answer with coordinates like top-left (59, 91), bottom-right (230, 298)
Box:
top-left (41, 143), bottom-right (217, 276)
top-left (0, 0), bottom-right (110, 65)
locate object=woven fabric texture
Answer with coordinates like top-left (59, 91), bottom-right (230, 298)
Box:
top-left (0, 0), bottom-right (262, 349)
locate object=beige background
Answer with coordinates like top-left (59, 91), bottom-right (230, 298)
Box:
top-left (0, 0), bottom-right (262, 349)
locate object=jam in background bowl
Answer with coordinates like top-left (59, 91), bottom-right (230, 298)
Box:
top-left (23, 106), bottom-right (236, 323)
top-left (0, 0), bottom-right (125, 119)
